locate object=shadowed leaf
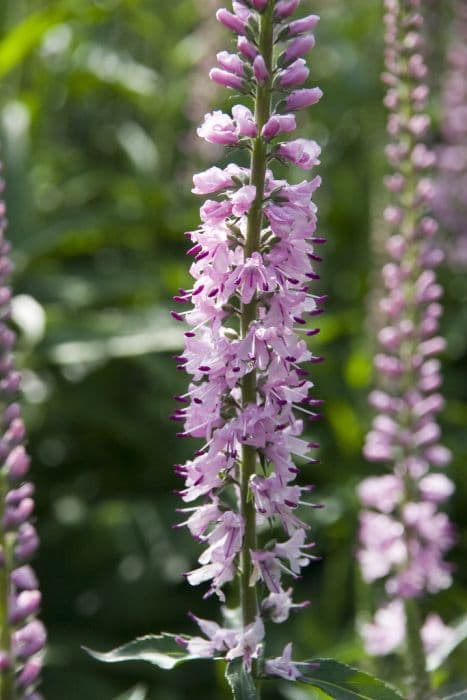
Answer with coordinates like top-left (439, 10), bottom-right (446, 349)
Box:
top-left (226, 659), bottom-right (258, 700)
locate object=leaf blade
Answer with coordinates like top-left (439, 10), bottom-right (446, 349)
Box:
top-left (85, 634), bottom-right (202, 671)
top-left (300, 659), bottom-right (404, 700)
top-left (226, 659), bottom-right (258, 700)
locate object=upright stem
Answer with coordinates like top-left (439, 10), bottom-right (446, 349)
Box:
top-left (405, 599), bottom-right (436, 700)
top-left (240, 2), bottom-right (274, 633)
top-left (0, 473), bottom-right (14, 700)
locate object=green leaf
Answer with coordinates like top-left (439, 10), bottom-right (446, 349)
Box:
top-left (0, 10), bottom-right (65, 78)
top-left (442, 693), bottom-right (467, 700)
top-left (113, 686), bottom-right (147, 700)
top-left (427, 615), bottom-right (467, 672)
top-left (226, 659), bottom-right (258, 700)
top-left (85, 634), bottom-right (202, 671)
top-left (300, 659), bottom-right (404, 700)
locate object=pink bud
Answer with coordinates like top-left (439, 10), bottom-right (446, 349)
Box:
top-left (217, 51), bottom-right (244, 75)
top-left (262, 114), bottom-right (296, 140)
top-left (284, 34), bottom-right (315, 63)
top-left (288, 14), bottom-right (320, 35)
top-left (279, 58), bottom-right (309, 88)
top-left (216, 8), bottom-right (246, 35)
top-left (209, 68), bottom-right (244, 90)
top-left (275, 0), bottom-right (301, 19)
top-left (237, 36), bottom-right (258, 60)
top-left (286, 87), bottom-right (323, 111)
top-left (253, 55), bottom-right (269, 84)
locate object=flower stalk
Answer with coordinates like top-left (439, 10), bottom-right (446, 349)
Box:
top-left (240, 1), bottom-right (274, 634)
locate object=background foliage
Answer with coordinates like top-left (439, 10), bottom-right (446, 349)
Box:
top-left (0, 0), bottom-right (465, 698)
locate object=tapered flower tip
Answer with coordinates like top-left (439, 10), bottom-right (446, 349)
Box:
top-left (216, 8), bottom-right (246, 35)
top-left (286, 87), bottom-right (323, 111)
top-left (275, 0), bottom-right (301, 19)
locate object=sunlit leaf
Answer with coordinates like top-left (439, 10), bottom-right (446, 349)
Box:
top-left (85, 634), bottom-right (203, 671)
top-left (0, 9), bottom-right (65, 78)
top-left (300, 659), bottom-right (404, 700)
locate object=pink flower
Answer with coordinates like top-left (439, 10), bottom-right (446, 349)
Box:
top-left (361, 601), bottom-right (406, 656)
top-left (279, 59), bottom-right (309, 88)
top-left (209, 68), bottom-right (244, 90)
top-left (278, 139), bottom-right (321, 169)
top-left (262, 114), bottom-right (296, 140)
top-left (286, 87), bottom-right (323, 111)
top-left (288, 14), bottom-right (320, 36)
top-left (232, 105), bottom-right (257, 137)
top-left (253, 55), bottom-right (269, 84)
top-left (192, 167), bottom-right (233, 195)
top-left (265, 643), bottom-right (303, 680)
top-left (216, 8), bottom-right (246, 35)
top-left (198, 111), bottom-right (238, 146)
top-left (284, 35), bottom-right (316, 63)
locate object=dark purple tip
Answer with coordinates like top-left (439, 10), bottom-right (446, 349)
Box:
top-left (306, 328), bottom-right (320, 336)
top-left (171, 311), bottom-right (185, 322)
top-left (198, 365), bottom-right (211, 372)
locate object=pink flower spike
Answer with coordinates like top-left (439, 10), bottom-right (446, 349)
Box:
top-left (209, 68), bottom-right (244, 91)
top-left (216, 8), bottom-right (246, 35)
top-left (278, 139), bottom-right (321, 169)
top-left (286, 87), bottom-right (323, 111)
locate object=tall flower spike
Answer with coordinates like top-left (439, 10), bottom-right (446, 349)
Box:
top-left (357, 2), bottom-right (454, 698)
top-left (0, 159), bottom-right (46, 699)
top-left (433, 0), bottom-right (467, 268)
top-left (174, 0), bottom-right (323, 684)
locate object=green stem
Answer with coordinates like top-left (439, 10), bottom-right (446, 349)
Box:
top-left (239, 0), bottom-right (274, 670)
top-left (0, 473), bottom-right (14, 700)
top-left (405, 599), bottom-right (437, 700)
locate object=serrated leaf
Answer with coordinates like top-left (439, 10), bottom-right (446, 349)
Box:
top-left (300, 659), bottom-right (404, 700)
top-left (85, 634), bottom-right (202, 671)
top-left (427, 615), bottom-right (467, 672)
top-left (442, 692), bottom-right (467, 700)
top-left (226, 659), bottom-right (258, 700)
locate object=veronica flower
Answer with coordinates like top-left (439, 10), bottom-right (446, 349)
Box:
top-left (357, 2), bottom-right (454, 698)
top-left (0, 160), bottom-right (46, 699)
top-left (172, 0), bottom-right (324, 684)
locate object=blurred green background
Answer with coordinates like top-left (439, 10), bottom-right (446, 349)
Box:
top-left (0, 0), bottom-right (466, 698)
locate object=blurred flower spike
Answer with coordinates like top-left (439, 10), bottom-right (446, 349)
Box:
top-left (0, 158), bottom-right (46, 699)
